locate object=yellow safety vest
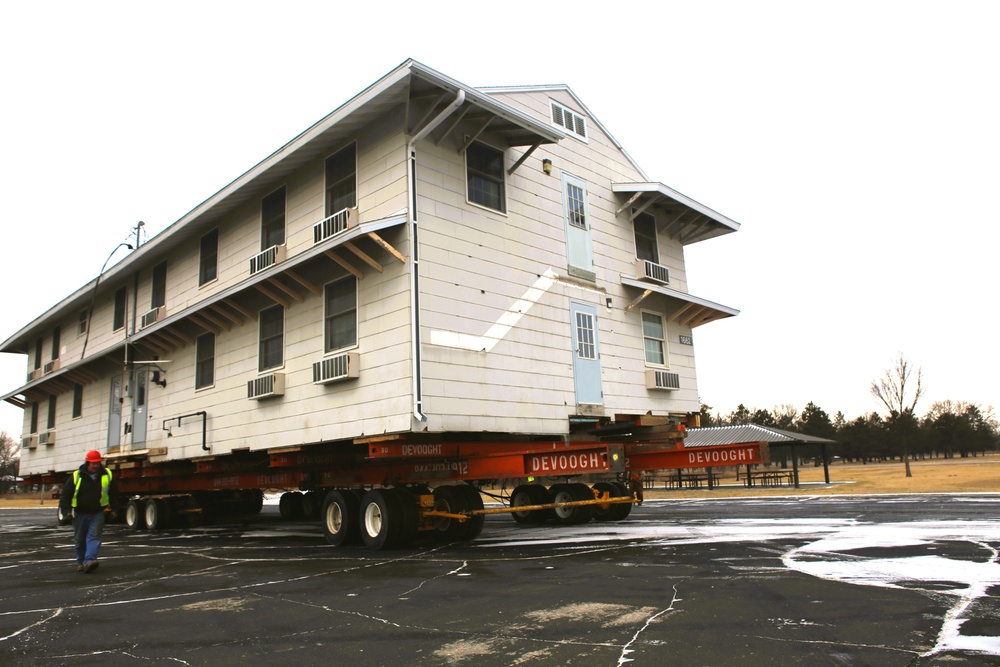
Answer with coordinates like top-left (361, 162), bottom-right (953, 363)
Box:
top-left (72, 468), bottom-right (112, 508)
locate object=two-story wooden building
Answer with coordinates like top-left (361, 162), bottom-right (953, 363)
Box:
top-left (1, 61), bottom-right (743, 541)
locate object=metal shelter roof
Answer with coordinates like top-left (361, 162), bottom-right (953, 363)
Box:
top-left (686, 424), bottom-right (836, 448)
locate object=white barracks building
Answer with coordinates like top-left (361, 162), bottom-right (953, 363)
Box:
top-left (2, 60), bottom-right (740, 478)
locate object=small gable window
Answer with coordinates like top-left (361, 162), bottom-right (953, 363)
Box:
top-left (551, 101), bottom-right (587, 142)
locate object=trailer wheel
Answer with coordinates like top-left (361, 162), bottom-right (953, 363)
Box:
top-left (125, 498), bottom-right (145, 530)
top-left (322, 490), bottom-right (360, 546)
top-left (302, 491), bottom-right (323, 520)
top-left (550, 483), bottom-right (594, 525)
top-left (241, 490), bottom-right (264, 515)
top-left (144, 498), bottom-right (171, 531)
top-left (592, 482), bottom-right (632, 522)
top-left (360, 488), bottom-right (406, 550)
top-left (279, 491), bottom-right (304, 519)
top-left (511, 484), bottom-right (549, 524)
top-left (433, 486), bottom-right (484, 542)
top-left (451, 485), bottom-right (485, 541)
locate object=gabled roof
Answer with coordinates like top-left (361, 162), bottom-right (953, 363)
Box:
top-left (686, 424), bottom-right (836, 448)
top-left (1, 60), bottom-right (564, 355)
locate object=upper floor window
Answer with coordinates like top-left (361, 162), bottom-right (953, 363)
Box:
top-left (633, 212), bottom-right (659, 264)
top-left (151, 262), bottom-right (167, 309)
top-left (51, 326), bottom-right (61, 360)
top-left (78, 309), bottom-right (88, 336)
top-left (261, 187), bottom-right (286, 251)
top-left (72, 383), bottom-right (83, 418)
top-left (466, 142), bottom-right (506, 213)
top-left (30, 401), bottom-right (38, 434)
top-left (196, 332), bottom-right (215, 389)
top-left (199, 229), bottom-right (219, 286)
top-left (325, 276), bottom-right (357, 353)
top-left (113, 287), bottom-right (127, 331)
top-left (565, 178), bottom-right (588, 230)
top-left (550, 101), bottom-right (587, 142)
top-left (326, 144), bottom-right (357, 216)
top-left (641, 311), bottom-right (667, 366)
top-left (34, 337), bottom-right (42, 370)
top-left (258, 305), bottom-right (284, 372)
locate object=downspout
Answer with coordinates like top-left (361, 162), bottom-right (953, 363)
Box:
top-left (407, 88), bottom-right (465, 423)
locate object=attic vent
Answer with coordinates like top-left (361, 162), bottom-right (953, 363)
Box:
top-left (22, 434), bottom-right (38, 449)
top-left (39, 429), bottom-right (56, 446)
top-left (247, 373), bottom-right (285, 399)
top-left (140, 306), bottom-right (165, 329)
top-left (313, 207), bottom-right (359, 244)
top-left (646, 369), bottom-right (680, 391)
top-left (551, 101), bottom-right (587, 140)
top-left (312, 352), bottom-right (359, 384)
top-left (636, 259), bottom-right (670, 285)
top-left (249, 244), bottom-right (286, 275)
top-left (43, 359), bottom-right (61, 374)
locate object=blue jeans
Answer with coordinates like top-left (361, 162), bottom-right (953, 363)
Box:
top-left (73, 511), bottom-right (105, 564)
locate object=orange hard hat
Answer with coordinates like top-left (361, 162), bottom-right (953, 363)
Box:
top-left (85, 450), bottom-right (103, 463)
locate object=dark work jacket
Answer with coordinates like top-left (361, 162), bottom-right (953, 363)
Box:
top-left (59, 463), bottom-right (119, 515)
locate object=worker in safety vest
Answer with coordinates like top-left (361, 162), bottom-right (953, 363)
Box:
top-left (59, 450), bottom-right (118, 573)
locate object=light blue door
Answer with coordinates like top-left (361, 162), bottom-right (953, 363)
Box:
top-left (107, 375), bottom-right (122, 450)
top-left (130, 369), bottom-right (148, 447)
top-left (571, 302), bottom-right (603, 405)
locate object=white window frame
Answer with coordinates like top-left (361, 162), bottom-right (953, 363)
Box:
top-left (258, 305), bottom-right (285, 372)
top-left (640, 310), bottom-right (668, 368)
top-left (325, 142), bottom-right (358, 217)
top-left (195, 332), bottom-right (216, 391)
top-left (562, 173), bottom-right (590, 231)
top-left (465, 140), bottom-right (507, 214)
top-left (550, 100), bottom-right (588, 142)
top-left (324, 276), bottom-right (359, 354)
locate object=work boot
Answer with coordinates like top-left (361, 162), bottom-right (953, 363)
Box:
top-left (77, 564), bottom-right (85, 572)
top-left (83, 560), bottom-right (99, 573)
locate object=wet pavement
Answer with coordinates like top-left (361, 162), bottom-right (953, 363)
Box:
top-left (1, 494), bottom-right (999, 666)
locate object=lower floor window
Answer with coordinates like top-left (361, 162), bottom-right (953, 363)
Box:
top-left (642, 312), bottom-right (666, 366)
top-left (196, 333), bottom-right (215, 389)
top-left (259, 305), bottom-right (284, 371)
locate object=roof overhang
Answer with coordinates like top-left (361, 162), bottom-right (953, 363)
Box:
top-left (0, 59), bottom-right (564, 355)
top-left (621, 276), bottom-right (739, 328)
top-left (612, 182), bottom-right (740, 245)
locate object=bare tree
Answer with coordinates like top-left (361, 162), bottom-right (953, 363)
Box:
top-left (0, 431), bottom-right (21, 494)
top-left (870, 353), bottom-right (923, 476)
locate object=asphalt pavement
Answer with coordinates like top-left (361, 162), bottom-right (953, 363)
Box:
top-left (1, 494), bottom-right (999, 666)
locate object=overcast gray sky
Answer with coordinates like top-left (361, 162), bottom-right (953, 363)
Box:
top-left (2, 1), bottom-right (997, 439)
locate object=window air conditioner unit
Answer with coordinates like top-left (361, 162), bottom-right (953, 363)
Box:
top-left (312, 352), bottom-right (359, 384)
top-left (313, 207), bottom-right (359, 244)
top-left (27, 368), bottom-right (43, 382)
top-left (248, 373), bottom-right (285, 399)
top-left (39, 429), bottom-right (56, 446)
top-left (43, 359), bottom-right (60, 374)
top-left (646, 369), bottom-right (680, 391)
top-left (635, 259), bottom-right (670, 285)
top-left (141, 306), bottom-right (166, 329)
top-left (22, 434), bottom-right (38, 449)
top-left (249, 244), bottom-right (287, 275)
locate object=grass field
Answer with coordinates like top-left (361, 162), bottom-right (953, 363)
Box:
top-left (2, 453), bottom-right (998, 508)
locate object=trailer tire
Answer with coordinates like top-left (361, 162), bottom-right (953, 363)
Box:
top-left (433, 486), bottom-right (484, 542)
top-left (125, 499), bottom-right (145, 530)
top-left (322, 490), bottom-right (360, 546)
top-left (241, 490), bottom-right (264, 515)
top-left (360, 488), bottom-right (404, 550)
top-left (550, 483), bottom-right (594, 525)
top-left (302, 491), bottom-right (323, 520)
top-left (510, 484), bottom-right (549, 524)
top-left (592, 482), bottom-right (632, 522)
top-left (279, 491), bottom-right (304, 520)
top-left (144, 497), bottom-right (170, 531)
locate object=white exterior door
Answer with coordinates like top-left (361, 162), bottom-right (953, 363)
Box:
top-left (106, 375), bottom-right (122, 450)
top-left (571, 302), bottom-right (603, 405)
top-left (130, 369), bottom-right (148, 446)
top-left (562, 173), bottom-right (594, 279)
